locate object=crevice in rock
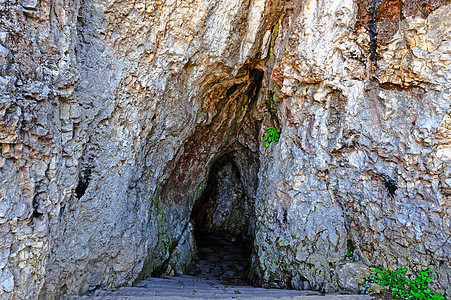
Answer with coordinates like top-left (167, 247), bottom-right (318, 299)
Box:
top-left (75, 144), bottom-right (96, 199)
top-left (75, 166), bottom-right (91, 199)
top-left (32, 192), bottom-right (43, 219)
top-left (367, 0), bottom-right (381, 63)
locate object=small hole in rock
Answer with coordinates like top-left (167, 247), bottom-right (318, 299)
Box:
top-left (283, 209), bottom-right (288, 223)
top-left (382, 174), bottom-right (397, 198)
top-left (75, 167), bottom-right (92, 199)
top-left (32, 193), bottom-right (43, 219)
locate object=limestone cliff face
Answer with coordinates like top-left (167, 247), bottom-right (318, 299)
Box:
top-left (0, 0), bottom-right (449, 299)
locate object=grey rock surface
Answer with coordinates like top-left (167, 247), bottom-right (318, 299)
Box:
top-left (0, 0), bottom-right (449, 299)
top-left (335, 262), bottom-right (371, 293)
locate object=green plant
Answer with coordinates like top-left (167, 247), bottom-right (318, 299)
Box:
top-left (371, 268), bottom-right (444, 300)
top-left (263, 127), bottom-right (279, 147)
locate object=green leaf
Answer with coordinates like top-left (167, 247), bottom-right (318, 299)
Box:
top-left (395, 268), bottom-right (407, 275)
top-left (263, 127), bottom-right (279, 147)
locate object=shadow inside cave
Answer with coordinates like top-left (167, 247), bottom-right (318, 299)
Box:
top-left (186, 154), bottom-right (255, 285)
top-left (185, 232), bottom-right (252, 285)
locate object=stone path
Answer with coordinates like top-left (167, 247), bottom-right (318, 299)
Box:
top-left (184, 234), bottom-right (251, 285)
top-left (67, 234), bottom-right (376, 299)
top-left (68, 275), bottom-right (377, 299)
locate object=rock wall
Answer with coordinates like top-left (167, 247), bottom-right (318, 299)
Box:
top-left (252, 0), bottom-right (451, 294)
top-left (0, 0), bottom-right (449, 299)
top-left (0, 0), bottom-right (80, 298)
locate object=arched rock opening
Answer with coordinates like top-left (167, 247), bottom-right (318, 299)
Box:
top-left (136, 67), bottom-right (265, 282)
top-left (187, 152), bottom-right (256, 284)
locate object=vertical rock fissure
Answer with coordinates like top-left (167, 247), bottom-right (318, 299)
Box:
top-left (367, 0), bottom-right (381, 63)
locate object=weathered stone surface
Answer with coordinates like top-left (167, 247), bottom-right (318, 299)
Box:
top-left (250, 0), bottom-right (450, 296)
top-left (1, 268), bottom-right (14, 293)
top-left (0, 0), bottom-right (449, 299)
top-left (335, 262), bottom-right (371, 293)
top-left (167, 222), bottom-right (197, 276)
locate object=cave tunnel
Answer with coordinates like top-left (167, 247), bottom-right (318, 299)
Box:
top-left (151, 66), bottom-right (263, 284)
top-left (186, 152), bottom-right (257, 285)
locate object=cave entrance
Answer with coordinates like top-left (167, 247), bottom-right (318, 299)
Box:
top-left (187, 153), bottom-right (255, 285)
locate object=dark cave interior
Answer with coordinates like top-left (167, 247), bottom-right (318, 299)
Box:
top-left (187, 153), bottom-right (255, 285)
